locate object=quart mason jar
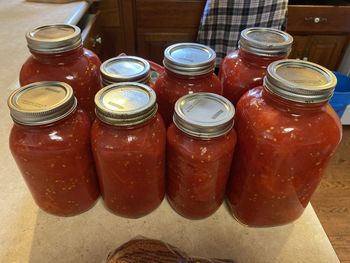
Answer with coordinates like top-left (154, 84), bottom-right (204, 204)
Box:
top-left (9, 81), bottom-right (100, 216)
top-left (154, 43), bottom-right (222, 127)
top-left (20, 24), bottom-right (102, 120)
top-left (91, 82), bottom-right (166, 218)
top-left (226, 60), bottom-right (342, 227)
top-left (167, 93), bottom-right (236, 219)
top-left (220, 27), bottom-right (293, 105)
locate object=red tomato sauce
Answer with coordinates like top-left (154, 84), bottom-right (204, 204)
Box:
top-left (154, 70), bottom-right (222, 127)
top-left (91, 114), bottom-right (166, 218)
top-left (220, 49), bottom-right (287, 105)
top-left (10, 109), bottom-right (100, 216)
top-left (167, 124), bottom-right (237, 219)
top-left (20, 47), bottom-right (102, 120)
top-left (227, 87), bottom-right (342, 226)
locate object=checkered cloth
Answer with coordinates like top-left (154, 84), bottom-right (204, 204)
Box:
top-left (197, 0), bottom-right (288, 67)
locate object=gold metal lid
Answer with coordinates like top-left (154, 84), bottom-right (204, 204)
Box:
top-left (8, 81), bottom-right (77, 125)
top-left (163, 43), bottom-right (216, 76)
top-left (264, 59), bottom-right (337, 103)
top-left (239, 27), bottom-right (293, 56)
top-left (100, 56), bottom-right (151, 86)
top-left (173, 93), bottom-right (235, 138)
top-left (95, 82), bottom-right (157, 126)
top-left (26, 24), bottom-right (82, 54)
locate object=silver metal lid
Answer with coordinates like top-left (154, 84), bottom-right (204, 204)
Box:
top-left (95, 82), bottom-right (157, 126)
top-left (173, 93), bottom-right (235, 138)
top-left (101, 56), bottom-right (151, 86)
top-left (26, 24), bottom-right (82, 54)
top-left (8, 81), bottom-right (77, 126)
top-left (163, 43), bottom-right (216, 76)
top-left (264, 59), bottom-right (337, 103)
top-left (239, 27), bottom-right (293, 56)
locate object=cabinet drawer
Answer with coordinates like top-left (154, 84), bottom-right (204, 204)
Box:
top-left (136, 0), bottom-right (205, 28)
top-left (287, 5), bottom-right (350, 33)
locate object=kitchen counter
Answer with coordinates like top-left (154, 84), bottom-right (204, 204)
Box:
top-left (0, 1), bottom-right (340, 263)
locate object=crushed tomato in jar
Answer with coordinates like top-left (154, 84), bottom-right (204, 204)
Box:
top-left (226, 59), bottom-right (342, 226)
top-left (220, 27), bottom-right (293, 105)
top-left (167, 93), bottom-right (236, 219)
top-left (8, 81), bottom-right (100, 216)
top-left (91, 82), bottom-right (166, 218)
top-left (19, 24), bottom-right (102, 120)
top-left (153, 43), bottom-right (222, 127)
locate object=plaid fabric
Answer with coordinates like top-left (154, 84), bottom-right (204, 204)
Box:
top-left (197, 0), bottom-right (288, 67)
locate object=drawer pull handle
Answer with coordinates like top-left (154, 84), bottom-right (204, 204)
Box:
top-left (92, 36), bottom-right (102, 48)
top-left (304, 17), bottom-right (327, 24)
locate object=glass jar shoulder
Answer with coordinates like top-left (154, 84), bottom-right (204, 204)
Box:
top-left (154, 70), bottom-right (221, 93)
top-left (19, 48), bottom-right (100, 85)
top-left (167, 124), bottom-right (236, 162)
top-left (221, 49), bottom-right (266, 78)
top-left (236, 87), bottom-right (342, 147)
top-left (221, 49), bottom-right (245, 70)
top-left (91, 114), bottom-right (166, 152)
top-left (10, 109), bottom-right (91, 152)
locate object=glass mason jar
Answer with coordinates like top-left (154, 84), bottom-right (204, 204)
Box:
top-left (220, 27), bottom-right (293, 105)
top-left (91, 82), bottom-right (166, 218)
top-left (153, 43), bottom-right (222, 127)
top-left (227, 60), bottom-right (342, 227)
top-left (19, 24), bottom-right (102, 120)
top-left (100, 56), bottom-right (151, 86)
top-left (167, 93), bottom-right (237, 219)
top-left (8, 82), bottom-right (100, 216)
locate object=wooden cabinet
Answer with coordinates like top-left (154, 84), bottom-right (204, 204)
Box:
top-left (287, 5), bottom-right (350, 70)
top-left (95, 0), bottom-right (205, 62)
top-left (96, 1), bottom-right (350, 70)
top-left (135, 0), bottom-right (205, 64)
top-left (137, 29), bottom-right (198, 64)
top-left (306, 35), bottom-right (347, 70)
top-left (289, 35), bottom-right (348, 70)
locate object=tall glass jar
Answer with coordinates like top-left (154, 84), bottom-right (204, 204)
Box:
top-left (91, 83), bottom-right (166, 218)
top-left (19, 24), bottom-right (102, 120)
top-left (8, 82), bottom-right (100, 216)
top-left (220, 27), bottom-right (293, 105)
top-left (100, 56), bottom-right (151, 86)
top-left (167, 93), bottom-right (236, 219)
top-left (227, 60), bottom-right (342, 227)
top-left (153, 43), bottom-right (222, 127)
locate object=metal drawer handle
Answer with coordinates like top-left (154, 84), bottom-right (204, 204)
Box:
top-left (92, 36), bottom-right (102, 48)
top-left (304, 17), bottom-right (328, 24)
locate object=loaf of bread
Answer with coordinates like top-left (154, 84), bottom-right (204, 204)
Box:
top-left (105, 237), bottom-right (234, 263)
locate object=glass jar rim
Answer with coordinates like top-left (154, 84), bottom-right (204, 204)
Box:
top-left (173, 92), bottom-right (235, 138)
top-left (8, 81), bottom-right (77, 126)
top-left (26, 24), bottom-right (82, 54)
top-left (95, 82), bottom-right (158, 126)
top-left (264, 59), bottom-right (336, 103)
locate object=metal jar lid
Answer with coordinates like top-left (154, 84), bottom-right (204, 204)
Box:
top-left (163, 43), bottom-right (216, 76)
top-left (26, 24), bottom-right (82, 54)
top-left (100, 56), bottom-right (151, 86)
top-left (239, 27), bottom-right (293, 56)
top-left (8, 81), bottom-right (77, 126)
top-left (173, 93), bottom-right (235, 138)
top-left (95, 82), bottom-right (157, 126)
top-left (264, 59), bottom-right (337, 103)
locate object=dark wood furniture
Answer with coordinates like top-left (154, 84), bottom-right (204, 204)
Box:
top-left (97, 0), bottom-right (205, 63)
top-left (287, 5), bottom-right (350, 70)
top-left (96, 0), bottom-right (350, 69)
